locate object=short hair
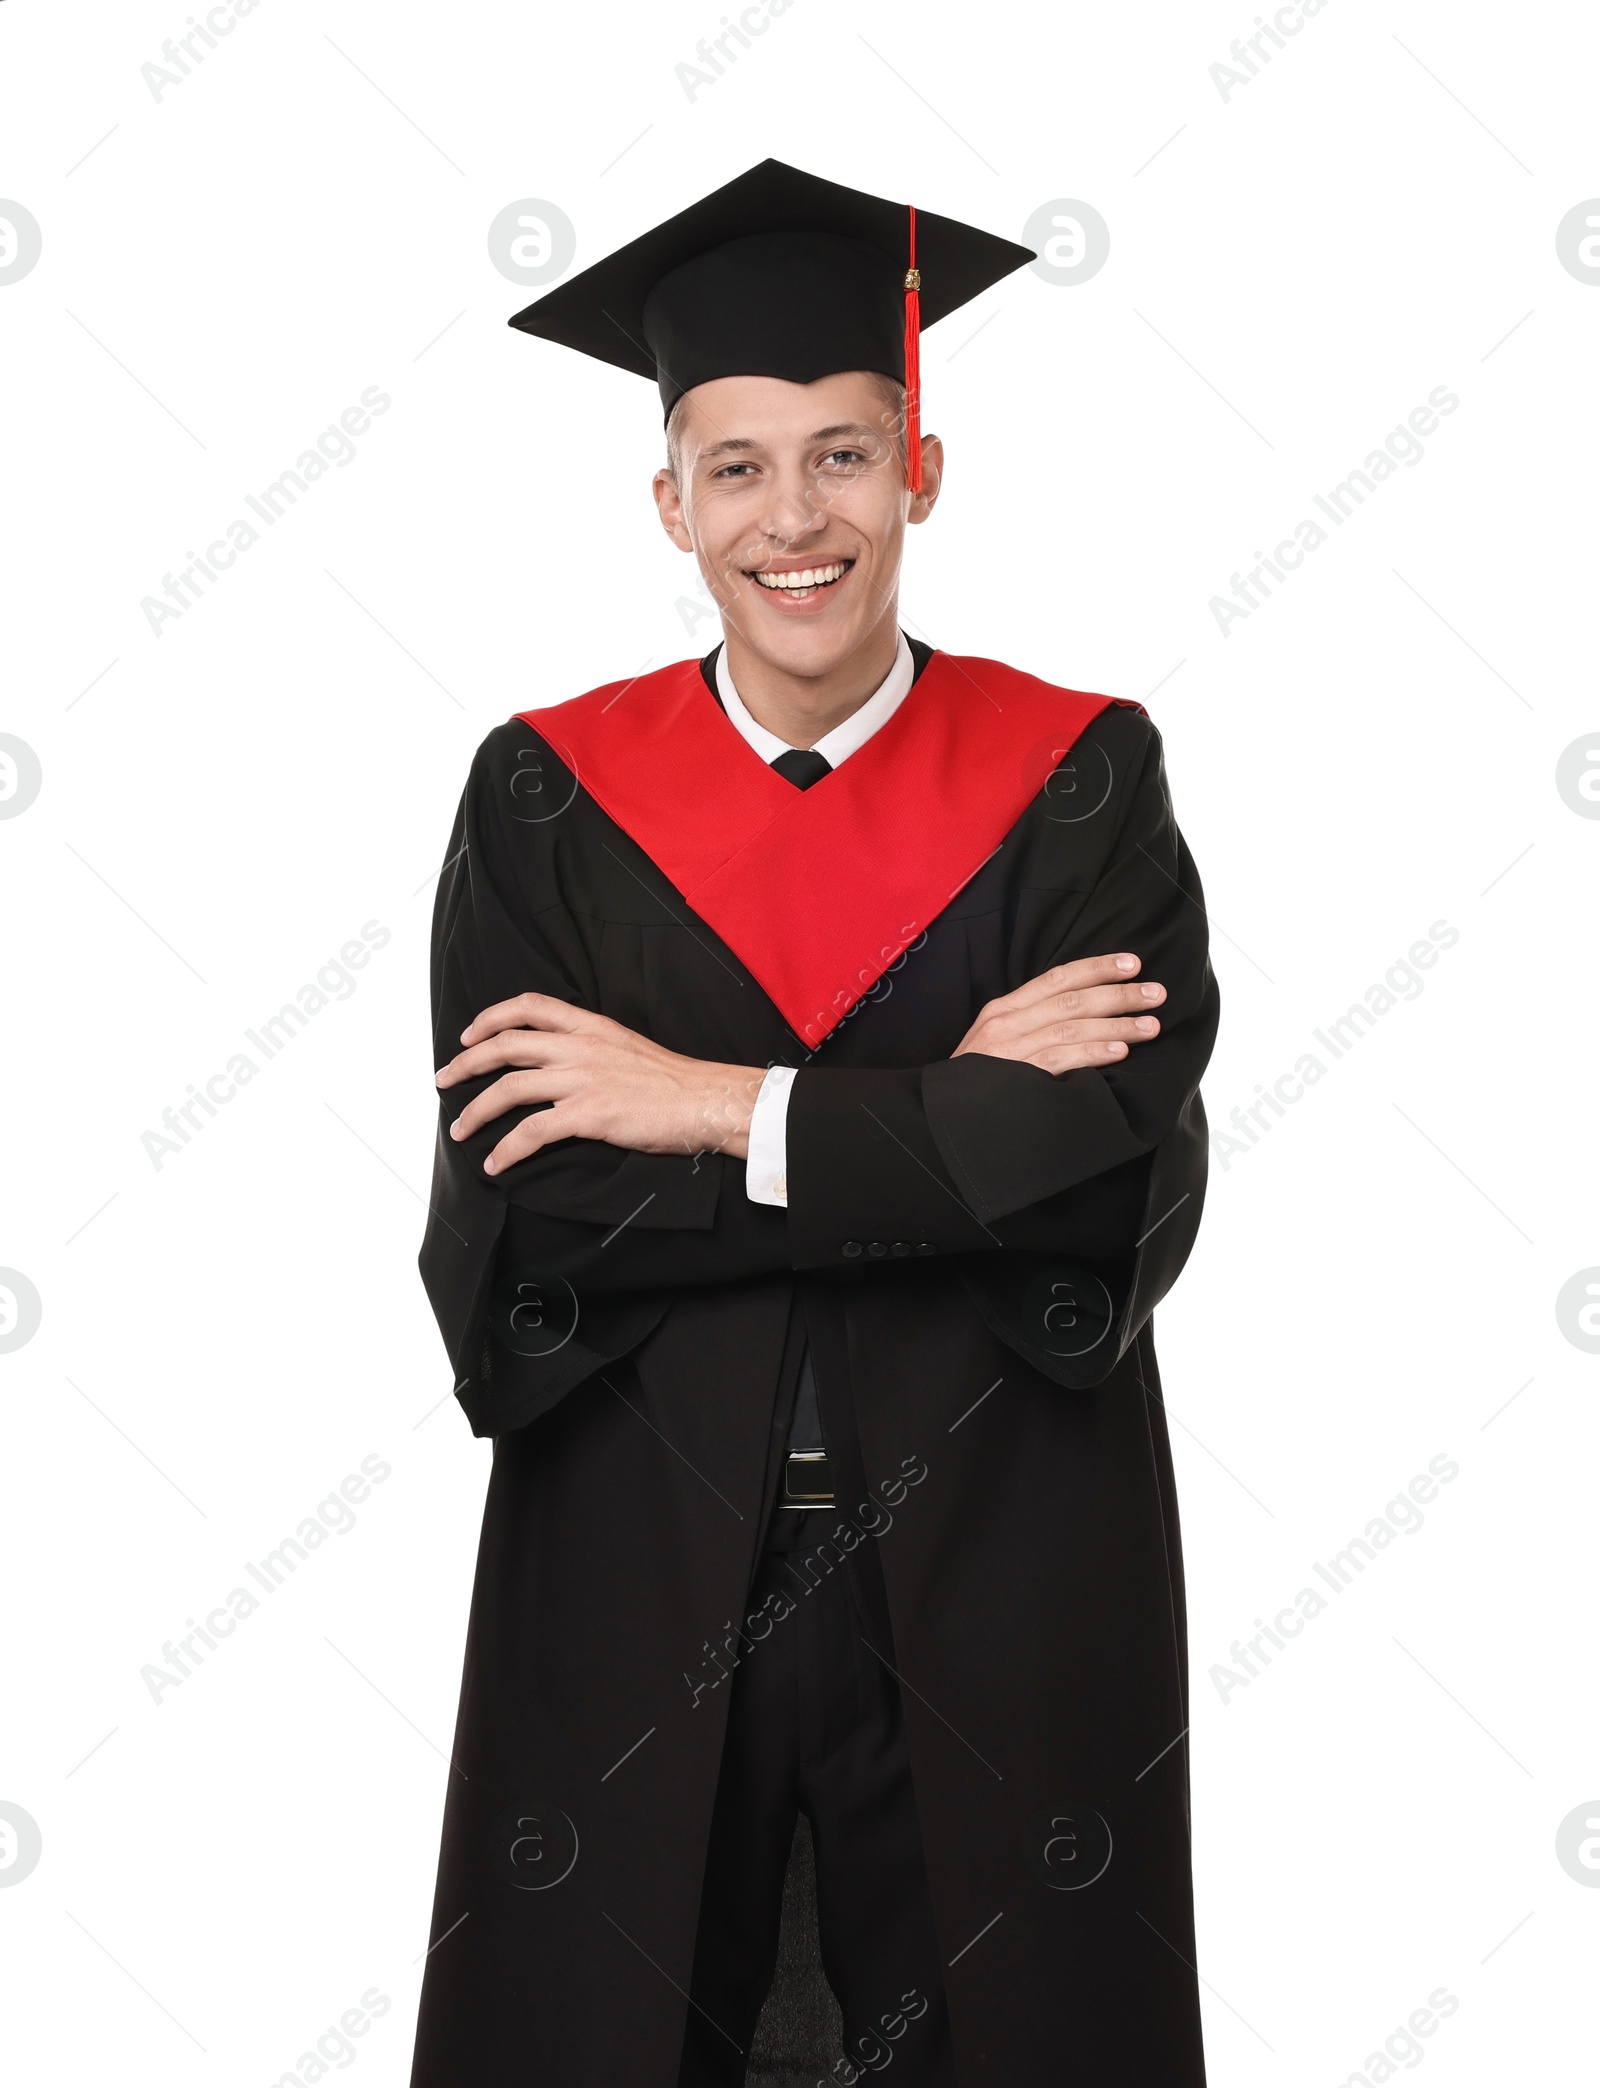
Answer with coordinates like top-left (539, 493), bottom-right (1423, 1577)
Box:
top-left (665, 372), bottom-right (908, 485)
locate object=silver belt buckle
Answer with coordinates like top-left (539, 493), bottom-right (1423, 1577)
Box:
top-left (782, 1450), bottom-right (835, 1508)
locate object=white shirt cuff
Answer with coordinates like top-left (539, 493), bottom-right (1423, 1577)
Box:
top-left (745, 1065), bottom-right (796, 1206)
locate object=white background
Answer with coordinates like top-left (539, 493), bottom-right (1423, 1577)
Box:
top-left (2, 0), bottom-right (1596, 2081)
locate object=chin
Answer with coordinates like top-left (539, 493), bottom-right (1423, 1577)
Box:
top-left (749, 619), bottom-right (864, 679)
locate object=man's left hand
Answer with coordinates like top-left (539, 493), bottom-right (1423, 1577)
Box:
top-left (436, 994), bottom-right (764, 1175)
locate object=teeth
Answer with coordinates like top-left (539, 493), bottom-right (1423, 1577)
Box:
top-left (753, 562), bottom-right (848, 590)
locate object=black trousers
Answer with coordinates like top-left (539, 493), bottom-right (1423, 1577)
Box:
top-left (677, 1510), bottom-right (957, 2085)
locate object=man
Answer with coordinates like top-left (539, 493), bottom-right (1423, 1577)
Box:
top-left (411, 159), bottom-right (1218, 2086)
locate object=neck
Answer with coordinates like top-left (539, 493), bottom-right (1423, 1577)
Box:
top-left (721, 613), bottom-right (901, 749)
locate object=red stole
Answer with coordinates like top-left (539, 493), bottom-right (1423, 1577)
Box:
top-left (518, 651), bottom-right (1119, 1046)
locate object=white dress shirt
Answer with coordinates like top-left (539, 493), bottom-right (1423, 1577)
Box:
top-left (727, 633), bottom-right (916, 1207)
top-left (715, 629), bottom-right (915, 769)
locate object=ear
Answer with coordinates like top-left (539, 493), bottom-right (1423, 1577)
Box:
top-left (907, 433), bottom-right (944, 524)
top-left (652, 467), bottom-right (695, 552)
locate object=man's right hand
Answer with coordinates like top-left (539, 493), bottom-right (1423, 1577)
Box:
top-left (952, 953), bottom-right (1165, 1075)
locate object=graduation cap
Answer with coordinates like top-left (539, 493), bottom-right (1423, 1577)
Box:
top-left (508, 158), bottom-right (1034, 492)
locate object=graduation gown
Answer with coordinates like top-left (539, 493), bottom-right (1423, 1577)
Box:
top-left (411, 645), bottom-right (1220, 2086)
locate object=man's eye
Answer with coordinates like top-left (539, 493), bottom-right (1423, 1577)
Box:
top-left (712, 462), bottom-right (757, 479)
top-left (822, 449), bottom-right (866, 468)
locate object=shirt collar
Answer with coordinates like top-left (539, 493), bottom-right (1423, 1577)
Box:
top-left (715, 631), bottom-right (915, 771)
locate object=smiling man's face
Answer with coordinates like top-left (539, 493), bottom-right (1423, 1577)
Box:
top-left (653, 369), bottom-right (941, 691)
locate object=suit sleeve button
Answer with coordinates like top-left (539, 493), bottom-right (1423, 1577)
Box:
top-left (842, 1241), bottom-right (863, 1258)
top-left (866, 1241), bottom-right (887, 1258)
top-left (917, 1241), bottom-right (937, 1255)
top-left (890, 1240), bottom-right (911, 1257)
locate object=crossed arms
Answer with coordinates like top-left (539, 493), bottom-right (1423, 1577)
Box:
top-left (436, 952), bottom-right (1169, 1172)
top-left (418, 708), bottom-right (1217, 1428)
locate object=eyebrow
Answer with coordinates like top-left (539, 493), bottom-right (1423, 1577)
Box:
top-left (697, 422), bottom-right (880, 461)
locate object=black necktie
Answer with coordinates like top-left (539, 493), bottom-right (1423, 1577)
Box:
top-left (770, 747), bottom-right (832, 791)
top-left (765, 739), bottom-right (833, 1497)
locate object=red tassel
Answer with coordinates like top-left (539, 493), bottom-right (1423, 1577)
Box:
top-left (903, 203), bottom-right (922, 494)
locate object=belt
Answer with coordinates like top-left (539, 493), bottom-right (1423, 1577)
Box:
top-left (780, 1449), bottom-right (835, 1508)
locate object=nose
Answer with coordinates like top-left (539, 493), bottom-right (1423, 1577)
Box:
top-left (753, 457), bottom-right (828, 551)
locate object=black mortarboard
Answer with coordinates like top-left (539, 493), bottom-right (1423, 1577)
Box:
top-left (508, 158), bottom-right (1034, 491)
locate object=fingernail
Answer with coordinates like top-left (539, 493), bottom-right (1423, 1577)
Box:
top-left (483, 1157), bottom-right (497, 1174)
top-left (1107, 1041), bottom-right (1127, 1055)
top-left (1140, 984), bottom-right (1162, 1000)
top-left (1115, 955), bottom-right (1137, 971)
top-left (460, 1028), bottom-right (471, 1044)
top-left (1135, 1017), bottom-right (1157, 1033)
top-left (449, 1120), bottom-right (462, 1140)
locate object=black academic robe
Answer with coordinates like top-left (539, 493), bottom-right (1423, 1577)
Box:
top-left (411, 646), bottom-right (1219, 2086)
